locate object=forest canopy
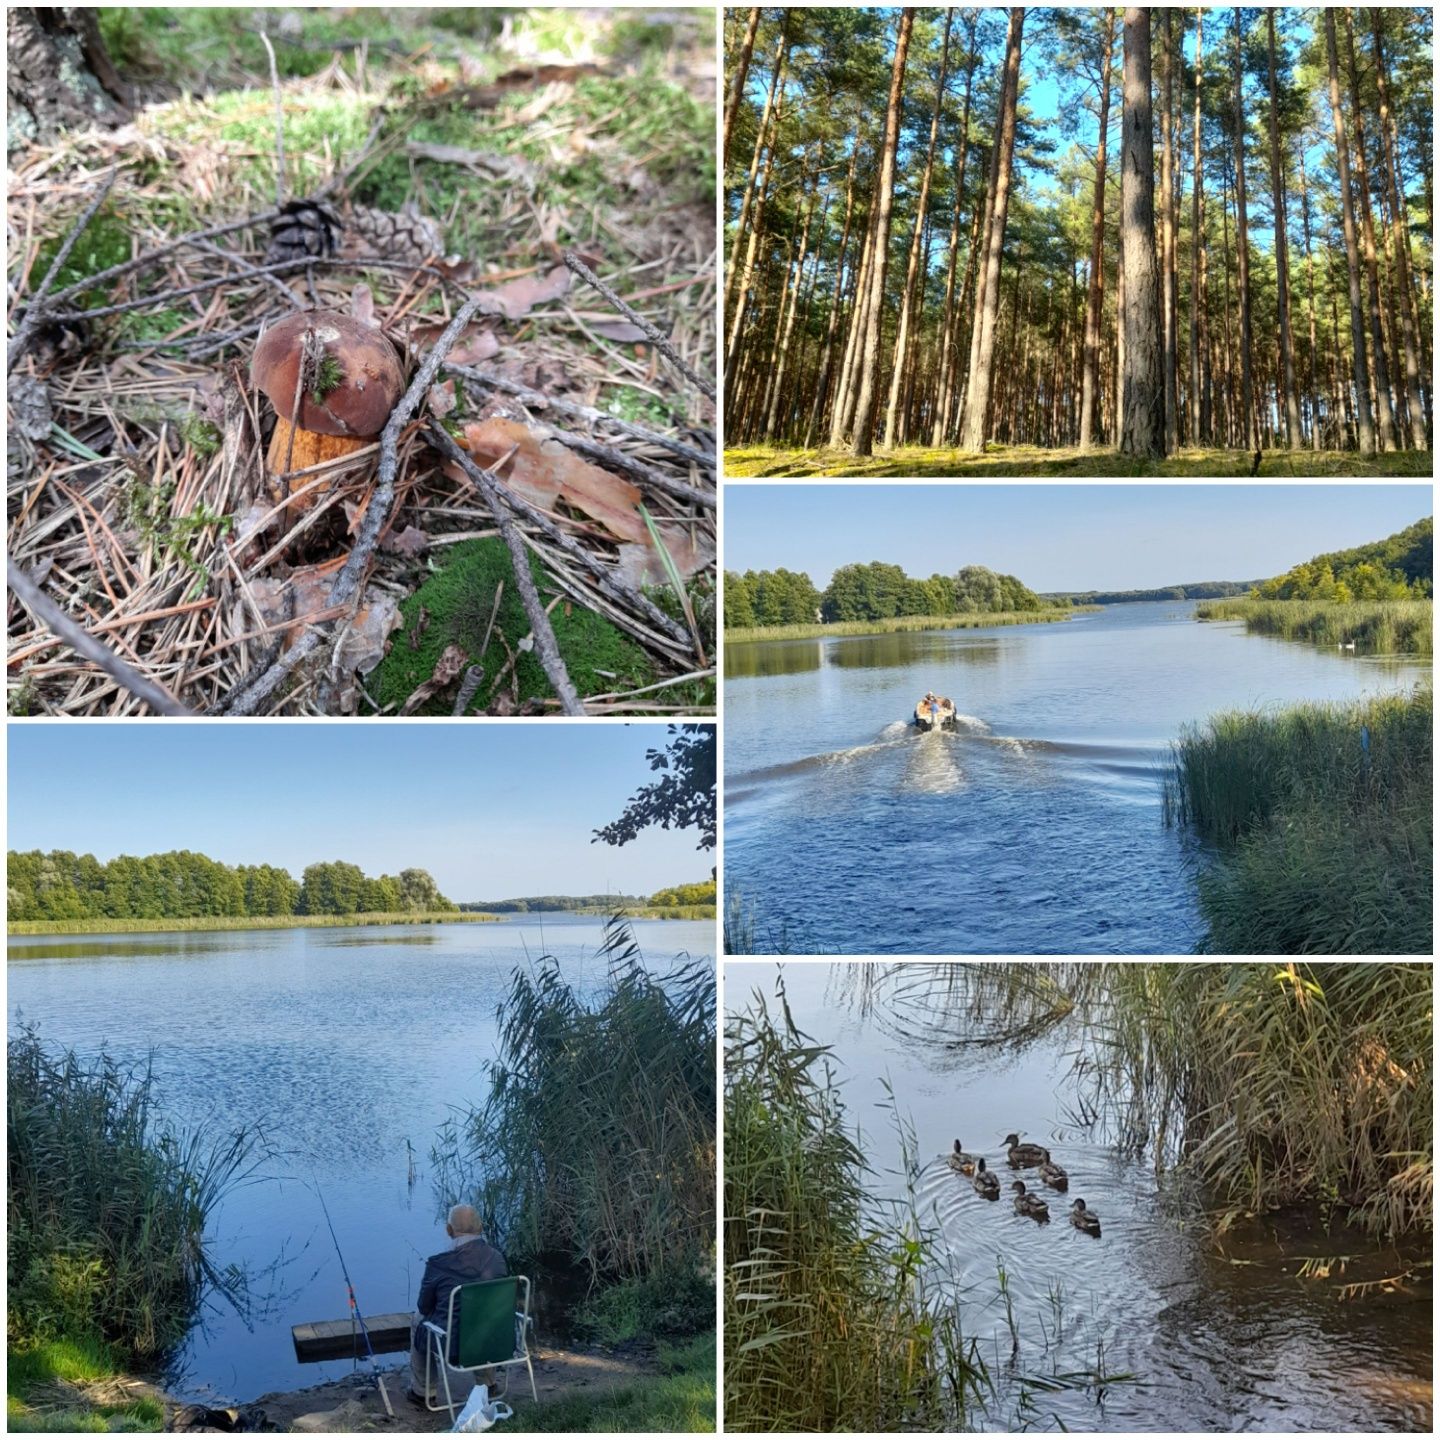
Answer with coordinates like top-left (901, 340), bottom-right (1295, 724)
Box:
top-left (723, 6), bottom-right (1433, 471)
top-left (1250, 515), bottom-right (1433, 599)
top-left (6, 849), bottom-right (455, 922)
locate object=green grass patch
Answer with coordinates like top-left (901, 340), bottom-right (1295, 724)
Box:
top-left (7, 1335), bottom-right (164, 1434)
top-left (1166, 686), bottom-right (1432, 954)
top-left (519, 1331), bottom-right (715, 1433)
top-left (724, 443), bottom-right (1435, 479)
top-left (8, 912), bottom-right (498, 936)
top-left (372, 538), bottom-right (655, 714)
top-left (573, 1272), bottom-right (714, 1345)
top-left (727, 607), bottom-right (1088, 643)
top-left (1197, 598), bottom-right (1433, 655)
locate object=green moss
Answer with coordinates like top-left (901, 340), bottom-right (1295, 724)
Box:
top-left (607, 387), bottom-right (674, 428)
top-left (116, 307), bottom-right (191, 344)
top-left (26, 210), bottom-right (130, 307)
top-left (373, 539), bottom-right (654, 714)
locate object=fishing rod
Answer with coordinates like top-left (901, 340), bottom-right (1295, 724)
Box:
top-left (312, 1177), bottom-right (395, 1418)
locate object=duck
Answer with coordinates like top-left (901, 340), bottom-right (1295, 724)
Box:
top-left (1002, 1132), bottom-right (1048, 1168)
top-left (948, 1139), bottom-right (979, 1175)
top-left (1037, 1149), bottom-right (1069, 1191)
top-left (1069, 1198), bottom-right (1101, 1236)
top-left (1011, 1180), bottom-right (1049, 1221)
top-left (971, 1157), bottom-right (1000, 1199)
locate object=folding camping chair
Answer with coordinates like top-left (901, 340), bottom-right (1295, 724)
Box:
top-left (421, 1274), bottom-right (537, 1420)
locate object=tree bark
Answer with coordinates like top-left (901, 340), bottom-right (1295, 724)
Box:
top-left (806, 135), bottom-right (860, 449)
top-left (1119, 7), bottom-right (1164, 458)
top-left (1324, 7), bottom-right (1375, 454)
top-left (1079, 6), bottom-right (1117, 451)
top-left (1188, 8), bottom-right (1205, 445)
top-left (1265, 11), bottom-right (1302, 447)
top-left (851, 9), bottom-right (914, 457)
top-left (885, 8), bottom-right (953, 450)
top-left (725, 14), bottom-right (789, 312)
top-left (1160, 8), bottom-right (1178, 452)
top-left (959, 6), bottom-right (1026, 453)
top-left (6, 8), bottom-right (130, 147)
top-left (1343, 8), bottom-right (1396, 451)
top-left (1297, 146), bottom-right (1322, 450)
top-left (1230, 8), bottom-right (1256, 453)
top-left (722, 8), bottom-right (761, 171)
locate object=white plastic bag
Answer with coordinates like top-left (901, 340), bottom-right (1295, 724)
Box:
top-left (451, 1383), bottom-right (514, 1433)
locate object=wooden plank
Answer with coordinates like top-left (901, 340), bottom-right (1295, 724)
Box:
top-left (292, 1312), bottom-right (414, 1362)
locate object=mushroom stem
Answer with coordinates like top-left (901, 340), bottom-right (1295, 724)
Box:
top-left (266, 418), bottom-right (369, 510)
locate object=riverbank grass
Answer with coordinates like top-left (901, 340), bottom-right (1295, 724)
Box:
top-left (725, 444), bottom-right (1433, 479)
top-left (1167, 686), bottom-right (1432, 954)
top-left (1196, 598), bottom-right (1433, 654)
top-left (727, 607), bottom-right (1087, 643)
top-left (8, 911), bottom-right (499, 936)
top-left (521, 1333), bottom-right (714, 1432)
top-left (7, 1334), bottom-right (165, 1433)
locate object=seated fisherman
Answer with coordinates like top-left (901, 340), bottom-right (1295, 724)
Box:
top-left (409, 1204), bottom-right (508, 1406)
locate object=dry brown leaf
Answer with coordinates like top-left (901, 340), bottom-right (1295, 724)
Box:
top-left (616, 529), bottom-right (716, 589)
top-left (586, 319), bottom-right (649, 343)
top-left (400, 643), bottom-right (469, 715)
top-left (427, 380), bottom-right (457, 419)
top-left (482, 265), bottom-right (572, 320)
top-left (382, 525), bottom-right (429, 558)
top-left (249, 569), bottom-right (400, 678)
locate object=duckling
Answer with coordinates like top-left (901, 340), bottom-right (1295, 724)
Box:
top-left (1010, 1180), bottom-right (1049, 1221)
top-left (1002, 1132), bottom-right (1048, 1168)
top-left (1069, 1198), bottom-right (1101, 1236)
top-left (1037, 1148), bottom-right (1069, 1191)
top-left (948, 1139), bottom-right (979, 1175)
top-left (971, 1157), bottom-right (1000, 1199)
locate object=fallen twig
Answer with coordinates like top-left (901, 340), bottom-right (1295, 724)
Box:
top-left (6, 556), bottom-right (193, 715)
top-left (562, 251), bottom-right (715, 401)
top-left (258, 30), bottom-right (287, 210)
top-left (426, 423), bottom-right (583, 715)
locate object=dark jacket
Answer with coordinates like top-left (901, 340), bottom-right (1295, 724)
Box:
top-left (414, 1236), bottom-right (509, 1354)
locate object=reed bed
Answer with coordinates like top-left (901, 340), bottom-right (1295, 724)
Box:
top-left (8, 910), bottom-right (497, 936)
top-left (724, 985), bottom-right (983, 1433)
top-left (1196, 598), bottom-right (1433, 654)
top-left (7, 22), bottom-right (715, 716)
top-left (726, 607), bottom-right (1085, 644)
top-left (1165, 687), bottom-right (1432, 954)
top-left (7, 1028), bottom-right (263, 1361)
top-left (435, 919), bottom-right (713, 1297)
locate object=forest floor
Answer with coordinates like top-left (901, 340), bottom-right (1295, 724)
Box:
top-left (724, 443), bottom-right (1434, 479)
top-left (8, 8), bottom-right (716, 716)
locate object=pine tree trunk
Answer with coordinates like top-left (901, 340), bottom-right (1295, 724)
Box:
top-left (1324, 7), bottom-right (1375, 454)
top-left (1160, 8), bottom-right (1178, 453)
top-left (1230, 8), bottom-right (1256, 453)
top-left (885, 8), bottom-right (953, 450)
top-left (806, 137), bottom-right (860, 449)
top-left (725, 14), bottom-right (789, 312)
top-left (1265, 12), bottom-right (1302, 447)
top-left (1119, 7), bottom-right (1164, 458)
top-left (1298, 149), bottom-right (1322, 450)
top-left (765, 174), bottom-right (819, 440)
top-left (6, 8), bottom-right (130, 146)
top-left (1079, 6), bottom-right (1116, 451)
top-left (722, 8), bottom-right (762, 170)
top-left (851, 8), bottom-right (914, 457)
top-left (1188, 9), bottom-right (1205, 445)
top-left (959, 6), bottom-right (1025, 454)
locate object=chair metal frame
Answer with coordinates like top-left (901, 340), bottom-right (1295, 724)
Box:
top-left (421, 1273), bottom-right (536, 1420)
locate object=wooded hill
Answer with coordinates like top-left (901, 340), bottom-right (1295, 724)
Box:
top-left (724, 7), bottom-right (1433, 466)
top-left (6, 850), bottom-right (455, 922)
top-left (1251, 515), bottom-right (1433, 598)
top-left (460, 880), bottom-right (715, 911)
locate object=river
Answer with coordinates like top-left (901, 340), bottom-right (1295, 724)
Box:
top-left (724, 602), bottom-right (1429, 952)
top-left (727, 962), bottom-right (1432, 1432)
top-left (7, 914), bottom-right (714, 1403)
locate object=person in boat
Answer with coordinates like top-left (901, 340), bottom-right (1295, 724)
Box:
top-left (408, 1204), bottom-right (508, 1406)
top-left (924, 692), bottom-right (942, 724)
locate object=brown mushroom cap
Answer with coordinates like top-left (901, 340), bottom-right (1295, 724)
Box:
top-left (251, 310), bottom-right (404, 438)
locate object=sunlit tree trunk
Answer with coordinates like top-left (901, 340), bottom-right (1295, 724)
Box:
top-left (1298, 147), bottom-right (1322, 450)
top-left (1160, 8), bottom-right (1178, 452)
top-left (723, 7), bottom-right (761, 171)
top-left (1230, 7), bottom-right (1256, 453)
top-left (1265, 11), bottom-right (1301, 446)
top-left (806, 137), bottom-right (860, 449)
top-left (1188, 8), bottom-right (1205, 445)
top-left (1079, 5), bottom-right (1116, 451)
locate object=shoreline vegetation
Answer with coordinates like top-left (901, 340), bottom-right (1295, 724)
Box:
top-left (7, 912), bottom-right (500, 938)
top-left (726, 607), bottom-right (1090, 643)
top-left (1196, 597), bottom-right (1433, 654)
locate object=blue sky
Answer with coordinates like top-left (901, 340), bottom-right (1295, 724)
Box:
top-left (6, 725), bottom-right (711, 900)
top-left (723, 485), bottom-right (1433, 591)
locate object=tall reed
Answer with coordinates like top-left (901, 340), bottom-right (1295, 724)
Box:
top-left (724, 985), bottom-right (984, 1432)
top-left (7, 1029), bottom-right (262, 1361)
top-left (1165, 687), bottom-right (1431, 953)
top-left (1196, 598), bottom-right (1433, 654)
top-left (435, 918), bottom-right (714, 1288)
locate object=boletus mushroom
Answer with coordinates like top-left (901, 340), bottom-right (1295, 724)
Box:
top-left (251, 310), bottom-right (404, 504)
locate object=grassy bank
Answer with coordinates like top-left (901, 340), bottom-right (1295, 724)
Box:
top-left (8, 912), bottom-right (500, 937)
top-left (725, 443), bottom-right (1433, 479)
top-left (725, 987), bottom-right (982, 1432)
top-left (727, 607), bottom-right (1087, 643)
top-left (523, 1333), bottom-right (714, 1433)
top-left (1166, 686), bottom-right (1432, 954)
top-left (8, 1032), bottom-right (258, 1433)
top-left (571, 904), bottom-right (716, 921)
top-left (1196, 597), bottom-right (1433, 654)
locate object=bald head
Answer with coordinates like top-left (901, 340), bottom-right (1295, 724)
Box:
top-left (447, 1204), bottom-right (483, 1237)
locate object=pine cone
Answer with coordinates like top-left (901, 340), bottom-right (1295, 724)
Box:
top-left (340, 203), bottom-right (443, 265)
top-left (264, 200), bottom-right (340, 264)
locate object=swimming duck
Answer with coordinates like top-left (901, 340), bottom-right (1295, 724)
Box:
top-left (1037, 1149), bottom-right (1069, 1191)
top-left (948, 1139), bottom-right (979, 1175)
top-left (971, 1157), bottom-right (1000, 1199)
top-left (1002, 1132), bottom-right (1048, 1168)
top-left (1069, 1198), bottom-right (1101, 1236)
top-left (1011, 1180), bottom-right (1049, 1221)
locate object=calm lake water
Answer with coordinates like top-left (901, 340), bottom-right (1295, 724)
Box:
top-left (7, 915), bottom-right (714, 1402)
top-left (728, 962), bottom-right (1433, 1433)
top-left (725, 603), bottom-right (1429, 952)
